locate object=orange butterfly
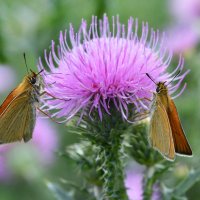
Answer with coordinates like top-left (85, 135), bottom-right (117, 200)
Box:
top-left (0, 54), bottom-right (57, 144)
top-left (0, 70), bottom-right (44, 143)
top-left (146, 73), bottom-right (192, 161)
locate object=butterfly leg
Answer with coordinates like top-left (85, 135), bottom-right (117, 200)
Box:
top-left (127, 97), bottom-right (151, 123)
top-left (36, 107), bottom-right (63, 124)
top-left (39, 91), bottom-right (69, 101)
top-left (132, 110), bottom-right (150, 121)
top-left (135, 97), bottom-right (151, 102)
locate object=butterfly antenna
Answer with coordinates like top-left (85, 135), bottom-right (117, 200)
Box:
top-left (166, 70), bottom-right (181, 86)
top-left (146, 73), bottom-right (157, 85)
top-left (23, 53), bottom-right (29, 74)
top-left (37, 69), bottom-right (44, 75)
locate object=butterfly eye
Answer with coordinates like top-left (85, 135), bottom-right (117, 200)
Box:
top-left (156, 87), bottom-right (160, 93)
top-left (30, 77), bottom-right (36, 84)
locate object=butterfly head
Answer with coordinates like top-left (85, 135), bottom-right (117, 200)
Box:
top-left (156, 82), bottom-right (168, 94)
top-left (28, 69), bottom-right (44, 85)
top-left (145, 73), bottom-right (168, 94)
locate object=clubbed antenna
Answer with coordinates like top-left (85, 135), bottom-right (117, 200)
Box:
top-left (37, 69), bottom-right (44, 75)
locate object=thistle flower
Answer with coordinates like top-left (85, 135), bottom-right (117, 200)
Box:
top-left (39, 14), bottom-right (189, 122)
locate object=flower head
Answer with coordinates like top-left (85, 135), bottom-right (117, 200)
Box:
top-left (39, 15), bottom-right (189, 122)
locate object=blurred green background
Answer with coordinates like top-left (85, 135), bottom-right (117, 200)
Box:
top-left (0, 0), bottom-right (200, 199)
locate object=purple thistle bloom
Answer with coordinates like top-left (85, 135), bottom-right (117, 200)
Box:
top-left (39, 15), bottom-right (189, 122)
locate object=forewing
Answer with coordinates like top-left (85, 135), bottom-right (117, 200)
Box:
top-left (167, 99), bottom-right (192, 156)
top-left (149, 101), bottom-right (175, 161)
top-left (0, 87), bottom-right (23, 116)
top-left (0, 92), bottom-right (36, 143)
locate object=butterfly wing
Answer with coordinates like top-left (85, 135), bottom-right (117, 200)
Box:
top-left (167, 99), bottom-right (192, 156)
top-left (0, 91), bottom-right (36, 143)
top-left (0, 86), bottom-right (23, 115)
top-left (149, 100), bottom-right (175, 161)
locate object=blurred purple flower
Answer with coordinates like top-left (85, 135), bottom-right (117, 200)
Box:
top-left (39, 15), bottom-right (189, 122)
top-left (170, 0), bottom-right (200, 22)
top-left (0, 146), bottom-right (12, 182)
top-left (31, 118), bottom-right (58, 165)
top-left (0, 118), bottom-right (58, 181)
top-left (125, 167), bottom-right (143, 200)
top-left (125, 164), bottom-right (160, 200)
top-left (0, 65), bottom-right (16, 93)
top-left (167, 25), bottom-right (199, 54)
top-left (168, 0), bottom-right (200, 54)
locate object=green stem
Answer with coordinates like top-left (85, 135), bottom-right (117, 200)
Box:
top-left (82, 106), bottom-right (130, 200)
top-left (142, 160), bottom-right (173, 200)
top-left (142, 167), bottom-right (155, 200)
top-left (97, 129), bottom-right (128, 200)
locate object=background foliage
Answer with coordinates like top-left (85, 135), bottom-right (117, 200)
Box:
top-left (0, 0), bottom-right (200, 199)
